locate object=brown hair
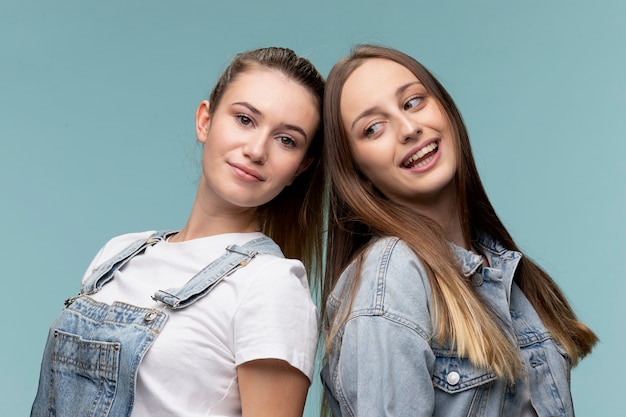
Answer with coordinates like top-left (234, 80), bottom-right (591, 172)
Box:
top-left (322, 45), bottom-right (597, 381)
top-left (209, 47), bottom-right (326, 280)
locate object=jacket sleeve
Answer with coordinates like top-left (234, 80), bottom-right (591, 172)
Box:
top-left (325, 238), bottom-right (437, 417)
top-left (331, 314), bottom-right (436, 417)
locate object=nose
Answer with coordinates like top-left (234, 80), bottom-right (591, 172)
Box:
top-left (398, 114), bottom-right (422, 143)
top-left (243, 134), bottom-right (269, 164)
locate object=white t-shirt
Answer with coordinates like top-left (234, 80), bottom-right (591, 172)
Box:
top-left (82, 231), bottom-right (318, 417)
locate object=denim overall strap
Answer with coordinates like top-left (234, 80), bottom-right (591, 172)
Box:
top-left (79, 230), bottom-right (177, 297)
top-left (152, 236), bottom-right (283, 309)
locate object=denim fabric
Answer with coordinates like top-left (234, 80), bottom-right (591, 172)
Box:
top-left (31, 232), bottom-right (283, 417)
top-left (322, 233), bottom-right (574, 417)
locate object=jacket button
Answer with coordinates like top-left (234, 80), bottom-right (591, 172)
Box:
top-left (446, 371), bottom-right (460, 386)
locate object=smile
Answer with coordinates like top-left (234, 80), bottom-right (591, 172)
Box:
top-left (402, 141), bottom-right (439, 168)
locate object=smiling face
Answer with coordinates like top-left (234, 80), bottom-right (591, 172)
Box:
top-left (340, 58), bottom-right (458, 211)
top-left (196, 68), bottom-right (320, 212)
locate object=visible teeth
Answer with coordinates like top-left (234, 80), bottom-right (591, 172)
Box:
top-left (414, 156), bottom-right (433, 168)
top-left (403, 142), bottom-right (438, 167)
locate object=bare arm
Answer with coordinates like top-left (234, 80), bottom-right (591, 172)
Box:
top-left (238, 359), bottom-right (310, 417)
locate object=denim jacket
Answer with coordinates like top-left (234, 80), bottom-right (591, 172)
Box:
top-left (321, 233), bottom-right (574, 417)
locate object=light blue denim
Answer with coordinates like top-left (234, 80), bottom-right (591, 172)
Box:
top-left (322, 233), bottom-right (574, 417)
top-left (31, 231), bottom-right (283, 417)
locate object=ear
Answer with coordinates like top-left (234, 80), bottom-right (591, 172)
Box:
top-left (196, 100), bottom-right (211, 144)
top-left (287, 157), bottom-right (314, 185)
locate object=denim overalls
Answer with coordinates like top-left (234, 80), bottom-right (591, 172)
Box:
top-left (31, 231), bottom-right (283, 417)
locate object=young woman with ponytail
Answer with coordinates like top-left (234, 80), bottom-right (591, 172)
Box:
top-left (32, 47), bottom-right (326, 417)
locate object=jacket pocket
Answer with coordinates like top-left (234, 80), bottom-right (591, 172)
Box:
top-left (432, 353), bottom-right (496, 393)
top-left (47, 329), bottom-right (120, 417)
top-left (432, 352), bottom-right (497, 417)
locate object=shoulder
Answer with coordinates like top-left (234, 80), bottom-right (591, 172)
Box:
top-left (82, 230), bottom-right (156, 279)
top-left (227, 234), bottom-right (313, 309)
top-left (101, 231), bottom-right (157, 249)
top-left (331, 236), bottom-right (432, 326)
top-left (96, 230), bottom-right (156, 259)
top-left (233, 253), bottom-right (316, 325)
top-left (359, 236), bottom-right (430, 292)
top-left (362, 236), bottom-right (423, 271)
top-left (242, 253), bottom-right (311, 299)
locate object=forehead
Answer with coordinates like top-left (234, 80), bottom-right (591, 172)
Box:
top-left (340, 59), bottom-right (420, 112)
top-left (224, 68), bottom-right (307, 99)
top-left (224, 68), bottom-right (319, 111)
top-left (221, 68), bottom-right (320, 133)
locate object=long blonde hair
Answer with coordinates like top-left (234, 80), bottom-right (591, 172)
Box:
top-left (322, 45), bottom-right (597, 383)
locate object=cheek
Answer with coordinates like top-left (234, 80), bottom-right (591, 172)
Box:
top-left (352, 157), bottom-right (382, 187)
top-left (349, 147), bottom-right (370, 174)
top-left (278, 154), bottom-right (308, 178)
top-left (351, 141), bottom-right (387, 171)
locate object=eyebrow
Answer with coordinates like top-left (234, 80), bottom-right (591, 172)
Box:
top-left (233, 101), bottom-right (309, 141)
top-left (349, 81), bottom-right (423, 131)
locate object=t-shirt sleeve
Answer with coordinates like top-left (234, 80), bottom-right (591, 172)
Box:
top-left (232, 256), bottom-right (318, 382)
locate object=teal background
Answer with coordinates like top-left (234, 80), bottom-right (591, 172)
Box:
top-left (2, 0), bottom-right (623, 415)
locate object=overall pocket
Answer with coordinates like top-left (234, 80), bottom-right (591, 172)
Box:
top-left (48, 329), bottom-right (120, 417)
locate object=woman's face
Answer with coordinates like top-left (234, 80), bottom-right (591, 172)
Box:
top-left (340, 58), bottom-right (458, 210)
top-left (196, 68), bottom-right (319, 211)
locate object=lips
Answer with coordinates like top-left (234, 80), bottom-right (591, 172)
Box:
top-left (229, 162), bottom-right (265, 181)
top-left (401, 141), bottom-right (439, 169)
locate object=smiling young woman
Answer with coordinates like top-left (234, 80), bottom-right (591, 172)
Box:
top-left (320, 45), bottom-right (597, 417)
top-left (339, 58), bottom-right (458, 219)
top-left (31, 47), bottom-right (326, 417)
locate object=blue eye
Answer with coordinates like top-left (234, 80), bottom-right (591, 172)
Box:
top-left (404, 96), bottom-right (424, 110)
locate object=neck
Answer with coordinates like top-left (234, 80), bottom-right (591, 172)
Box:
top-left (411, 185), bottom-right (470, 250)
top-left (170, 188), bottom-right (261, 243)
top-left (441, 213), bottom-right (468, 250)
